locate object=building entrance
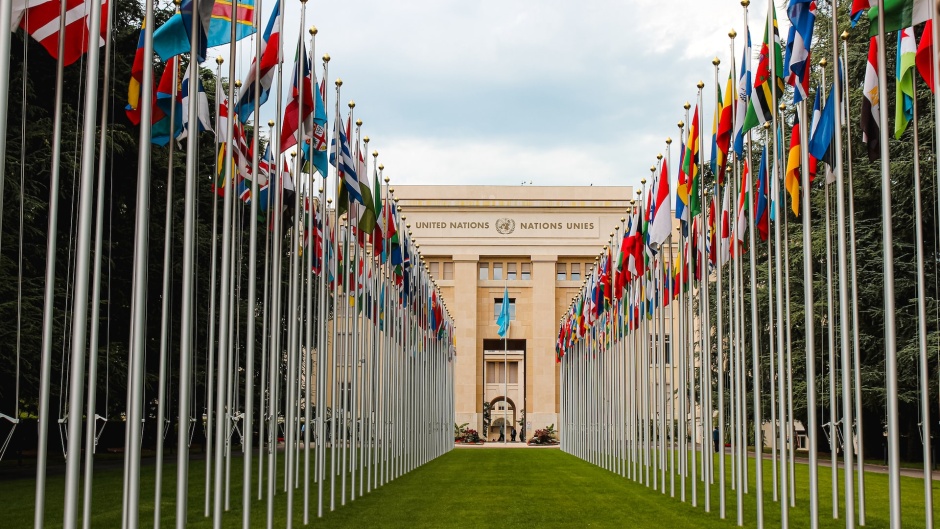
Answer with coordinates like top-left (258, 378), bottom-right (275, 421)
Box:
top-left (484, 344), bottom-right (525, 442)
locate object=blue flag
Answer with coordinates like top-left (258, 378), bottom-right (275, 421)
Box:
top-left (497, 287), bottom-right (510, 338)
top-left (153, 0), bottom-right (257, 63)
top-left (808, 85), bottom-right (835, 163)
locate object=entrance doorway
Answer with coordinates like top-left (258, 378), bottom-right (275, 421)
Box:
top-left (483, 339), bottom-right (525, 442)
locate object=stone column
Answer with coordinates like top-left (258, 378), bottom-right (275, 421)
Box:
top-left (530, 255), bottom-right (558, 433)
top-left (453, 255), bottom-right (480, 432)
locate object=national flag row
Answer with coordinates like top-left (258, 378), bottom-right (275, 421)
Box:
top-left (556, 0), bottom-right (939, 360)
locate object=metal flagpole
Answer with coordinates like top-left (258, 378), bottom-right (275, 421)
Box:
top-left (697, 80), bottom-right (711, 511)
top-left (772, 104), bottom-right (789, 527)
top-left (34, 2), bottom-right (73, 525)
top-left (154, 56), bottom-right (180, 528)
top-left (83, 0), bottom-right (116, 524)
top-left (244, 2), bottom-right (266, 525)
top-left (797, 96), bottom-right (820, 528)
top-left (840, 29), bottom-right (865, 524)
top-left (212, 6), bottom-right (240, 525)
top-left (177, 1), bottom-right (209, 524)
top-left (782, 181), bottom-right (796, 509)
top-left (873, 3), bottom-right (901, 524)
top-left (123, 0), bottom-right (156, 524)
top-left (909, 76), bottom-right (934, 528)
top-left (61, 0), bottom-right (105, 525)
top-left (826, 8), bottom-right (856, 524)
top-left (818, 68), bottom-right (839, 520)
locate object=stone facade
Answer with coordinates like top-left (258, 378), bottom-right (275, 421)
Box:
top-left (393, 185), bottom-right (638, 438)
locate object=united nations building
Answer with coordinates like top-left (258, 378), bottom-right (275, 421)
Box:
top-left (394, 185), bottom-right (636, 439)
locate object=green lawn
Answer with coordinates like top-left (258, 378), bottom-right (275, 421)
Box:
top-left (1, 448), bottom-right (937, 527)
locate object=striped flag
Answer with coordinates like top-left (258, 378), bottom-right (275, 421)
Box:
top-left (861, 36), bottom-right (881, 161)
top-left (330, 111), bottom-right (363, 206)
top-left (784, 0), bottom-right (816, 103)
top-left (19, 0), bottom-right (109, 66)
top-left (233, 1), bottom-right (281, 122)
top-left (733, 29), bottom-right (751, 156)
top-left (743, 6), bottom-right (784, 133)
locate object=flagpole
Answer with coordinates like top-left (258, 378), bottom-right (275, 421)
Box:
top-left (83, 0), bottom-right (116, 524)
top-left (696, 80), bottom-right (711, 512)
top-left (123, 0), bottom-right (157, 524)
top-left (909, 75), bottom-right (934, 528)
top-left (243, 2), bottom-right (267, 525)
top-left (716, 40), bottom-right (729, 518)
top-left (797, 96), bottom-right (820, 529)
top-left (154, 55), bottom-right (180, 529)
top-left (59, 0), bottom-right (106, 525)
top-left (177, 1), bottom-right (210, 524)
top-left (745, 85), bottom-right (763, 529)
top-left (34, 2), bottom-right (74, 525)
top-left (873, 3), bottom-right (901, 525)
top-left (772, 103), bottom-right (789, 527)
top-left (840, 29), bottom-right (865, 525)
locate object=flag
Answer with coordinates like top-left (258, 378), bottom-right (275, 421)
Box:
top-left (371, 166), bottom-right (384, 254)
top-left (675, 137), bottom-right (689, 227)
top-left (784, 0), bottom-right (817, 103)
top-left (743, 6), bottom-right (785, 133)
top-left (356, 146), bottom-right (378, 235)
top-left (153, 58), bottom-right (182, 147)
top-left (707, 196), bottom-right (717, 266)
top-left (808, 85), bottom-right (835, 165)
top-left (152, 0), bottom-right (214, 62)
top-left (11, 0), bottom-right (52, 31)
top-left (177, 65), bottom-right (213, 142)
top-left (715, 73), bottom-right (734, 185)
top-left (733, 29), bottom-right (752, 156)
top-left (895, 27), bottom-right (917, 139)
top-left (851, 0), bottom-right (872, 26)
top-left (684, 105), bottom-right (702, 217)
top-left (710, 82), bottom-right (723, 177)
top-left (720, 183), bottom-right (731, 265)
top-left (330, 110), bottom-right (363, 206)
top-left (126, 18), bottom-right (148, 125)
top-left (861, 36), bottom-right (881, 161)
top-left (301, 85), bottom-right (329, 178)
top-left (916, 20), bottom-right (935, 93)
top-left (233, 1), bottom-right (281, 122)
top-left (648, 159), bottom-right (671, 249)
top-left (785, 115), bottom-right (804, 215)
top-left (280, 38), bottom-right (314, 152)
top-left (868, 0), bottom-right (930, 37)
top-left (755, 147), bottom-right (769, 241)
top-left (20, 0), bottom-right (109, 66)
top-left (736, 161), bottom-right (749, 243)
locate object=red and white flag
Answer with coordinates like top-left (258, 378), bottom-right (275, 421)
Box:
top-left (20, 0), bottom-right (109, 66)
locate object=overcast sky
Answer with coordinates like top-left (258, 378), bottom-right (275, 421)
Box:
top-left (212, 0), bottom-right (782, 191)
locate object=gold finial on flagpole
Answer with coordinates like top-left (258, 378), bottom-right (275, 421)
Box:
top-left (373, 151), bottom-right (378, 158)
top-left (234, 80), bottom-right (242, 88)
top-left (819, 58), bottom-right (827, 67)
top-left (741, 0), bottom-right (750, 7)
top-left (713, 57), bottom-right (720, 66)
top-left (678, 121), bottom-right (685, 128)
top-left (216, 56), bottom-right (224, 65)
top-left (335, 78), bottom-right (342, 87)
top-left (268, 120), bottom-right (275, 127)
top-left (684, 102), bottom-right (691, 110)
top-left (697, 81), bottom-right (705, 89)
top-left (730, 29), bottom-right (737, 39)
top-left (310, 26), bottom-right (318, 36)
top-left (323, 54), bottom-right (331, 63)
top-left (363, 136), bottom-right (370, 143)
top-left (356, 119), bottom-right (363, 127)
top-left (349, 100), bottom-right (356, 109)
top-left (640, 179), bottom-right (647, 185)
top-left (657, 153), bottom-right (663, 160)
top-left (666, 137), bottom-right (672, 145)
top-left (763, 122), bottom-right (771, 130)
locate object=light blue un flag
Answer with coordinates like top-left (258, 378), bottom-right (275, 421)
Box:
top-left (497, 287), bottom-right (510, 338)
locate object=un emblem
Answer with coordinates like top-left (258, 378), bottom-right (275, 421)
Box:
top-left (495, 218), bottom-right (515, 235)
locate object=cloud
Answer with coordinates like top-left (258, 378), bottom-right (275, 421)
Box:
top-left (213, 0), bottom-right (785, 191)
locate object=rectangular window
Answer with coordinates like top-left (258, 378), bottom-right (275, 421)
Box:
top-left (493, 262), bottom-right (503, 281)
top-left (507, 262), bottom-right (517, 280)
top-left (570, 263), bottom-right (581, 281)
top-left (479, 263), bottom-right (489, 281)
top-left (509, 361), bottom-right (519, 384)
top-left (556, 263), bottom-right (567, 281)
top-left (494, 298), bottom-right (516, 320)
top-left (664, 336), bottom-right (672, 364)
top-left (429, 261), bottom-right (439, 278)
top-left (443, 262), bottom-right (454, 280)
top-left (520, 262), bottom-right (531, 280)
